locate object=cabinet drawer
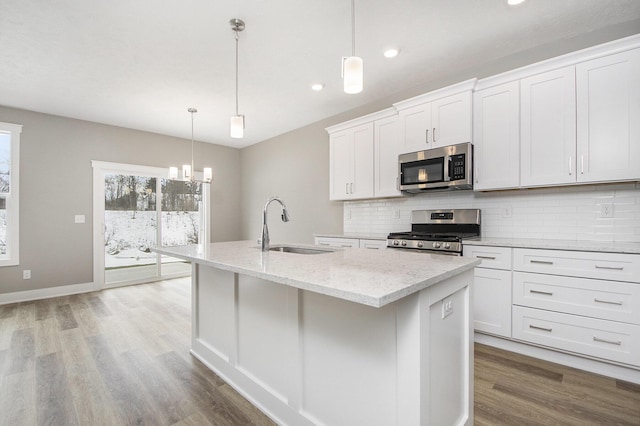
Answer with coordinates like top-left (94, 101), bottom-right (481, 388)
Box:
top-left (513, 272), bottom-right (640, 325)
top-left (513, 248), bottom-right (640, 283)
top-left (359, 239), bottom-right (387, 250)
top-left (314, 237), bottom-right (359, 248)
top-left (463, 245), bottom-right (512, 270)
top-left (513, 306), bottom-right (640, 367)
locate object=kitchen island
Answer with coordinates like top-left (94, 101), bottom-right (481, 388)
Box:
top-left (154, 241), bottom-right (480, 426)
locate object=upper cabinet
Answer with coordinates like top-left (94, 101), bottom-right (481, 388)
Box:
top-left (576, 48), bottom-right (640, 183)
top-left (327, 109), bottom-right (400, 201)
top-left (394, 79), bottom-right (475, 155)
top-left (473, 81), bottom-right (520, 190)
top-left (520, 66), bottom-right (577, 187)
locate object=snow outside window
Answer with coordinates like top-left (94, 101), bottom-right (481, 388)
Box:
top-left (0, 121), bottom-right (22, 267)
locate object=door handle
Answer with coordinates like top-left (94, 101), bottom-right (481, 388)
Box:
top-left (425, 129), bottom-right (429, 144)
top-left (568, 156), bottom-right (572, 175)
top-left (433, 127), bottom-right (436, 142)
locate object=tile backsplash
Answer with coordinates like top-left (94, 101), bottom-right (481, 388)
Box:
top-left (344, 182), bottom-right (640, 242)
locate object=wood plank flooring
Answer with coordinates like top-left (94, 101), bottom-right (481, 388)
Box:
top-left (0, 278), bottom-right (638, 425)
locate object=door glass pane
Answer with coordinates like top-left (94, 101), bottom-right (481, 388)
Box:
top-left (0, 133), bottom-right (9, 194)
top-left (0, 197), bottom-right (6, 256)
top-left (160, 179), bottom-right (202, 276)
top-left (104, 174), bottom-right (158, 284)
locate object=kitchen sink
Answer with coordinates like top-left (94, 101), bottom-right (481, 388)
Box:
top-left (268, 245), bottom-right (335, 255)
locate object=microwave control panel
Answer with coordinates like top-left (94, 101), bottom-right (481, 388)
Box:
top-left (449, 154), bottom-right (466, 180)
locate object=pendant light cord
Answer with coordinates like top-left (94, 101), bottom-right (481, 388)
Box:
top-left (351, 0), bottom-right (356, 56)
top-left (235, 29), bottom-right (239, 116)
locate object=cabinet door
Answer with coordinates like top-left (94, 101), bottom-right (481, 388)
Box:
top-left (473, 268), bottom-right (512, 337)
top-left (520, 66), bottom-right (576, 187)
top-left (431, 91), bottom-right (472, 148)
top-left (329, 130), bottom-right (353, 200)
top-left (473, 82), bottom-right (520, 190)
top-left (351, 123), bottom-right (374, 199)
top-left (576, 48), bottom-right (640, 183)
top-left (374, 115), bottom-right (401, 197)
top-left (397, 102), bottom-right (432, 154)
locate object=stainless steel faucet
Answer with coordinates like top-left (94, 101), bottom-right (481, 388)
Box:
top-left (260, 196), bottom-right (290, 251)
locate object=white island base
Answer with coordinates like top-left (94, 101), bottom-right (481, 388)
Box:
top-left (190, 263), bottom-right (474, 426)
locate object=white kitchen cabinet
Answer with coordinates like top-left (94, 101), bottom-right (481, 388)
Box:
top-left (576, 48), bottom-right (640, 183)
top-left (373, 115), bottom-right (401, 197)
top-left (329, 123), bottom-right (374, 200)
top-left (359, 239), bottom-right (387, 250)
top-left (512, 247), bottom-right (640, 368)
top-left (394, 80), bottom-right (475, 155)
top-left (520, 66), bottom-right (577, 187)
top-left (463, 245), bottom-right (512, 337)
top-left (473, 81), bottom-right (520, 190)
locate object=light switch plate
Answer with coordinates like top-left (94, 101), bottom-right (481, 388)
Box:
top-left (74, 214), bottom-right (85, 224)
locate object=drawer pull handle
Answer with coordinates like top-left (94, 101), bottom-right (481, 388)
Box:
top-left (476, 255), bottom-right (496, 260)
top-left (593, 336), bottom-right (622, 346)
top-left (364, 246), bottom-right (379, 250)
top-left (341, 245), bottom-right (353, 248)
top-left (595, 265), bottom-right (624, 271)
top-left (529, 324), bottom-right (552, 332)
top-left (318, 243), bottom-right (330, 246)
top-left (530, 289), bottom-right (554, 296)
top-left (594, 298), bottom-right (623, 306)
top-left (530, 260), bottom-right (554, 265)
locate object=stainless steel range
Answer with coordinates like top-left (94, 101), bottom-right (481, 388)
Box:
top-left (387, 209), bottom-right (481, 256)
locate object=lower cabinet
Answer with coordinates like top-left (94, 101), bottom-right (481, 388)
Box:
top-left (463, 245), bottom-right (512, 338)
top-left (465, 244), bottom-right (640, 371)
top-left (314, 236), bottom-right (387, 250)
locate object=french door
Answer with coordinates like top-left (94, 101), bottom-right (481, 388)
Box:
top-left (92, 161), bottom-right (209, 288)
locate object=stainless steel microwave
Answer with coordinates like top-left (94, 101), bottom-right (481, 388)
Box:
top-left (398, 142), bottom-right (473, 192)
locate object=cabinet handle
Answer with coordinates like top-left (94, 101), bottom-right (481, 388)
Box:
top-left (594, 298), bottom-right (623, 306)
top-left (530, 260), bottom-right (554, 265)
top-left (364, 246), bottom-right (380, 250)
top-left (568, 156), bottom-right (572, 175)
top-left (433, 127), bottom-right (436, 142)
top-left (529, 324), bottom-right (552, 332)
top-left (475, 255), bottom-right (496, 260)
top-left (595, 265), bottom-right (624, 271)
top-left (425, 129), bottom-right (429, 144)
top-left (318, 242), bottom-right (330, 246)
top-left (341, 244), bottom-right (353, 248)
top-left (593, 336), bottom-right (622, 346)
top-left (350, 182), bottom-right (354, 194)
top-left (345, 183), bottom-right (349, 194)
top-left (530, 289), bottom-right (554, 296)
top-left (581, 155), bottom-right (584, 174)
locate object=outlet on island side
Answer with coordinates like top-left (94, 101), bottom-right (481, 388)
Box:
top-left (442, 298), bottom-right (453, 319)
top-left (23, 270), bottom-right (31, 279)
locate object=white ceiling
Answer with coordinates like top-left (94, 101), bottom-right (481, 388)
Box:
top-left (1, 1), bottom-right (639, 148)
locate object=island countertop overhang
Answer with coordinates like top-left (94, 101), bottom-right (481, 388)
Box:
top-left (153, 240), bottom-right (480, 308)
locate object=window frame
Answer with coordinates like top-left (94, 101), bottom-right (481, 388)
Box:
top-left (0, 121), bottom-right (22, 267)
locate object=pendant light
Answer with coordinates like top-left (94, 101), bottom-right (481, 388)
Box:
top-left (168, 108), bottom-right (212, 183)
top-left (230, 18), bottom-right (245, 139)
top-left (342, 0), bottom-right (363, 94)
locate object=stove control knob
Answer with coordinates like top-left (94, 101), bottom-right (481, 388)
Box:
top-left (417, 241), bottom-right (423, 248)
top-left (393, 240), bottom-right (399, 246)
top-left (444, 243), bottom-right (451, 249)
top-left (432, 242), bottom-right (441, 249)
top-left (401, 240), bottom-right (407, 247)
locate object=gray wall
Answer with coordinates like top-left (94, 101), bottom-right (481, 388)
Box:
top-left (0, 106), bottom-right (241, 294)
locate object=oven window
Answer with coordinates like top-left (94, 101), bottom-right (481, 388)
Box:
top-left (401, 158), bottom-right (444, 185)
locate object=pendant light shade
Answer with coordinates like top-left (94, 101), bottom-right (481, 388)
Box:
top-left (230, 114), bottom-right (244, 139)
top-left (342, 0), bottom-right (363, 94)
top-left (230, 19), bottom-right (245, 139)
top-left (343, 56), bottom-right (363, 94)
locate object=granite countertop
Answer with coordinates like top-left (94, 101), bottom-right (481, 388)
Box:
top-left (463, 237), bottom-right (640, 255)
top-left (153, 240), bottom-right (480, 308)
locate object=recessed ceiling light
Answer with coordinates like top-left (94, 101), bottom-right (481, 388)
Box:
top-left (507, 0), bottom-right (526, 5)
top-left (384, 48), bottom-right (399, 58)
top-left (311, 83), bottom-right (324, 91)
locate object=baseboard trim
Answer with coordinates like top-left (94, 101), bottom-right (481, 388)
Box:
top-left (475, 332), bottom-right (640, 384)
top-left (0, 281), bottom-right (98, 305)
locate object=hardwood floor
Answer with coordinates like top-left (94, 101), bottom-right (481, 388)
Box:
top-left (0, 278), bottom-right (638, 425)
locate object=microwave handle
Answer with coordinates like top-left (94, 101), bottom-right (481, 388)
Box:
top-left (445, 157), bottom-right (452, 182)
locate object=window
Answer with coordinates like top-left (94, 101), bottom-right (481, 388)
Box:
top-left (0, 121), bottom-right (22, 267)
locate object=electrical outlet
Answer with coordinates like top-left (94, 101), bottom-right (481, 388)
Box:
top-left (394, 209), bottom-right (400, 220)
top-left (442, 299), bottom-right (453, 319)
top-left (74, 214), bottom-right (85, 224)
top-left (23, 270), bottom-right (31, 279)
top-left (600, 203), bottom-right (613, 218)
top-left (502, 206), bottom-right (513, 219)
